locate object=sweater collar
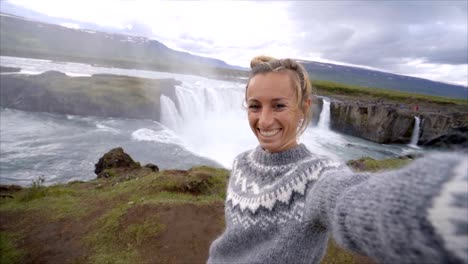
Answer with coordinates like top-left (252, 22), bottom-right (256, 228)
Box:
top-left (252, 144), bottom-right (311, 166)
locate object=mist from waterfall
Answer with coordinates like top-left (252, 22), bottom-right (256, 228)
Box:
top-left (160, 80), bottom-right (258, 167)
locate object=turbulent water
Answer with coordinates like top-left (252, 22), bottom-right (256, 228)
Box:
top-left (0, 56), bottom-right (422, 186)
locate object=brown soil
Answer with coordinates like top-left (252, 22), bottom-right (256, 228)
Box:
top-left (0, 201), bottom-right (225, 264)
top-left (121, 203), bottom-right (225, 264)
top-left (1, 210), bottom-right (89, 264)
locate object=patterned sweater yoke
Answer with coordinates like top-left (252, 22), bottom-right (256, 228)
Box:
top-left (227, 144), bottom-right (344, 213)
top-left (208, 144), bottom-right (468, 264)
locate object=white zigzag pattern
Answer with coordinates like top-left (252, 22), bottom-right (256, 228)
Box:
top-left (228, 200), bottom-right (305, 230)
top-left (428, 158), bottom-right (468, 262)
top-left (227, 158), bottom-right (341, 214)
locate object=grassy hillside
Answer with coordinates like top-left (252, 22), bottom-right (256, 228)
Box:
top-left (0, 154), bottom-right (415, 264)
top-left (302, 60), bottom-right (467, 99)
top-left (313, 80), bottom-right (468, 106)
top-left (0, 166), bottom-right (229, 264)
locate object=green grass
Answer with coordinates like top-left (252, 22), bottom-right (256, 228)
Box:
top-left (321, 239), bottom-right (362, 264)
top-left (84, 204), bottom-right (140, 264)
top-left (313, 79), bottom-right (468, 105)
top-left (0, 232), bottom-right (23, 264)
top-left (124, 215), bottom-right (165, 246)
top-left (0, 184), bottom-right (89, 220)
top-left (347, 156), bottom-right (413, 172)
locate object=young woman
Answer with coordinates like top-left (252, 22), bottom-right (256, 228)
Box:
top-left (208, 56), bottom-right (467, 264)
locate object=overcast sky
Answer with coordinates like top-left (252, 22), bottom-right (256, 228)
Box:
top-left (4, 0), bottom-right (468, 85)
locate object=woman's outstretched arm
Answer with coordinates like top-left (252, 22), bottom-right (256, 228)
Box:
top-left (307, 152), bottom-right (467, 264)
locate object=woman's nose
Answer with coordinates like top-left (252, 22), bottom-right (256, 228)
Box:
top-left (258, 107), bottom-right (274, 127)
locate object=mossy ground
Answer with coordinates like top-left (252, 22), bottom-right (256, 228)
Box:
top-left (346, 156), bottom-right (413, 172)
top-left (0, 166), bottom-right (229, 263)
top-left (0, 160), bottom-right (411, 263)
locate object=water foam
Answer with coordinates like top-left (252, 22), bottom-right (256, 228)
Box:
top-left (131, 128), bottom-right (185, 146)
top-left (96, 123), bottom-right (120, 134)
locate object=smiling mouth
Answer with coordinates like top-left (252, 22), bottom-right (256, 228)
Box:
top-left (258, 128), bottom-right (281, 137)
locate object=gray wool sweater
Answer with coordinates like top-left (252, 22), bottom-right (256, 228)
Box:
top-left (208, 144), bottom-right (468, 264)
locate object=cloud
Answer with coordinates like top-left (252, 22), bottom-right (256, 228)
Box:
top-left (288, 1), bottom-right (467, 66)
top-left (4, 0), bottom-right (468, 85)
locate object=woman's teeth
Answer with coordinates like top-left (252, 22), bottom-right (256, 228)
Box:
top-left (259, 129), bottom-right (281, 137)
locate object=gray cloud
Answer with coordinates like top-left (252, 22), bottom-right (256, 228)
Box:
top-left (288, 1), bottom-right (467, 68)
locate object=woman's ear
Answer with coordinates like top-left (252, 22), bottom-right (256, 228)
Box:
top-left (303, 98), bottom-right (312, 112)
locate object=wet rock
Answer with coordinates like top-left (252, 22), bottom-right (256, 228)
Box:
top-left (0, 184), bottom-right (23, 198)
top-left (144, 163), bottom-right (159, 172)
top-left (95, 147), bottom-right (141, 178)
top-left (422, 127), bottom-right (468, 150)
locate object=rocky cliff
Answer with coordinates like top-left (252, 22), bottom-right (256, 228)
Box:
top-left (0, 71), bottom-right (180, 121)
top-left (329, 99), bottom-right (468, 147)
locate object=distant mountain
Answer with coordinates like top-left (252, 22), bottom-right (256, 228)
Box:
top-left (299, 60), bottom-right (467, 99)
top-left (0, 13), bottom-right (247, 78)
top-left (0, 11), bottom-right (466, 99)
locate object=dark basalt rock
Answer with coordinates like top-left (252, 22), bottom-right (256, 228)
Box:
top-left (423, 127), bottom-right (468, 150)
top-left (0, 71), bottom-right (179, 122)
top-left (144, 163), bottom-right (159, 172)
top-left (0, 184), bottom-right (23, 198)
top-left (329, 100), bottom-right (468, 145)
top-left (95, 147), bottom-right (141, 178)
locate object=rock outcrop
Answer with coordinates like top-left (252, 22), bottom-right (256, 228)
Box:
top-left (330, 101), bottom-right (414, 143)
top-left (329, 100), bottom-right (468, 146)
top-left (422, 127), bottom-right (468, 149)
top-left (310, 96), bottom-right (323, 126)
top-left (94, 147), bottom-right (141, 178)
top-left (0, 71), bottom-right (180, 121)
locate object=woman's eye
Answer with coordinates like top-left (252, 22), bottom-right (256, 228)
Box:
top-left (248, 105), bottom-right (260, 110)
top-left (274, 104), bottom-right (286, 109)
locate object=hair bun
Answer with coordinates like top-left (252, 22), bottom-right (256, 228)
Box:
top-left (250, 55), bottom-right (277, 69)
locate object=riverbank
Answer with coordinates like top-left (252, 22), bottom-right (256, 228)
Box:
top-left (0, 148), bottom-right (414, 264)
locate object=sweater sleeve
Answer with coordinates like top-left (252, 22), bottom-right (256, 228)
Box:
top-left (307, 152), bottom-right (468, 264)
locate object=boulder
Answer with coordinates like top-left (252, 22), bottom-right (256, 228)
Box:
top-left (422, 127), bottom-right (468, 150)
top-left (94, 147), bottom-right (141, 178)
top-left (0, 184), bottom-right (23, 198)
top-left (144, 163), bottom-right (159, 172)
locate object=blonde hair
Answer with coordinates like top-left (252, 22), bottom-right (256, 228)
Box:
top-left (246, 55), bottom-right (313, 136)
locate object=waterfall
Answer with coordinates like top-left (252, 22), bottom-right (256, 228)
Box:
top-left (160, 79), bottom-right (257, 167)
top-left (409, 116), bottom-right (421, 147)
top-left (160, 95), bottom-right (183, 130)
top-left (317, 99), bottom-right (331, 130)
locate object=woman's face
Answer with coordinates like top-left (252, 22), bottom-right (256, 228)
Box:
top-left (246, 71), bottom-right (304, 153)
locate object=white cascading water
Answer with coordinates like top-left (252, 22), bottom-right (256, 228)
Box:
top-left (409, 116), bottom-right (421, 147)
top-left (317, 99), bottom-right (331, 130)
top-left (160, 79), bottom-right (258, 167)
top-left (160, 95), bottom-right (183, 130)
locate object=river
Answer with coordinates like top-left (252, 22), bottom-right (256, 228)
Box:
top-left (0, 56), bottom-right (422, 186)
